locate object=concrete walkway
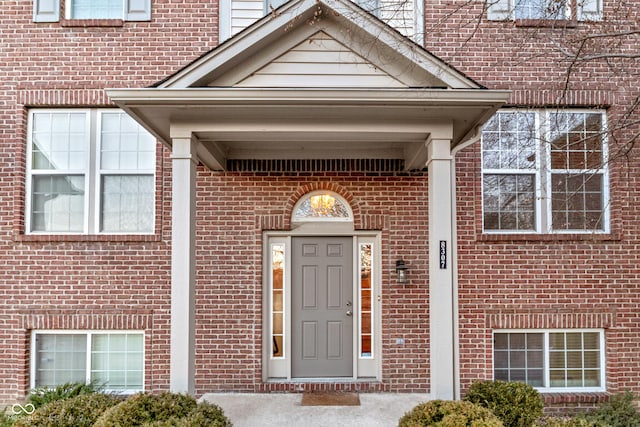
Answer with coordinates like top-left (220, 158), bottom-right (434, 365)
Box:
top-left (201, 393), bottom-right (430, 427)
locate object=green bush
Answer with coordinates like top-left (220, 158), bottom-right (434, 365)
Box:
top-left (13, 393), bottom-right (120, 427)
top-left (535, 416), bottom-right (608, 427)
top-left (145, 402), bottom-right (232, 427)
top-left (94, 392), bottom-right (198, 426)
top-left (0, 407), bottom-right (17, 427)
top-left (464, 381), bottom-right (544, 427)
top-left (578, 392), bottom-right (640, 427)
top-left (26, 382), bottom-right (101, 410)
top-left (178, 402), bottom-right (232, 427)
top-left (399, 399), bottom-right (504, 427)
top-left (0, 382), bottom-right (101, 427)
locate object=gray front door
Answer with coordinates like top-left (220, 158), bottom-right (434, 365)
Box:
top-left (292, 237), bottom-right (353, 378)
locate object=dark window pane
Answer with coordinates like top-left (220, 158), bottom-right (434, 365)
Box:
top-left (494, 351), bottom-right (509, 368)
top-left (495, 369), bottom-right (509, 381)
top-left (528, 369), bottom-right (544, 386)
top-left (510, 369), bottom-right (526, 382)
top-left (551, 173), bottom-right (604, 231)
top-left (550, 370), bottom-right (566, 387)
top-left (494, 334), bottom-right (509, 350)
top-left (584, 174), bottom-right (603, 192)
top-left (551, 151), bottom-right (567, 169)
top-left (584, 370), bottom-right (600, 387)
top-left (549, 352), bottom-right (566, 369)
top-left (585, 193), bottom-right (603, 211)
top-left (501, 213), bottom-right (517, 229)
top-left (484, 194), bottom-right (500, 210)
top-left (566, 370), bottom-right (584, 387)
top-left (484, 212), bottom-right (500, 230)
top-left (510, 333), bottom-right (526, 349)
top-left (528, 350), bottom-right (544, 368)
top-left (567, 351), bottom-right (583, 369)
top-left (549, 333), bottom-right (565, 350)
top-left (510, 351), bottom-right (526, 369)
top-left (567, 212), bottom-right (586, 229)
top-left (527, 333), bottom-right (543, 349)
top-left (583, 333), bottom-right (600, 350)
top-left (585, 114), bottom-right (602, 132)
top-left (518, 212), bottom-right (535, 230)
top-left (566, 333), bottom-right (583, 350)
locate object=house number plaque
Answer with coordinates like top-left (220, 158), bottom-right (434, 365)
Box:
top-left (439, 240), bottom-right (447, 269)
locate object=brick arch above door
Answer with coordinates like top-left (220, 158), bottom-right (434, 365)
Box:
top-left (285, 183), bottom-right (386, 231)
top-left (255, 182), bottom-right (388, 231)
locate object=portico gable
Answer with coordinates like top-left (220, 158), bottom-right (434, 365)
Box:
top-left (108, 0), bottom-right (509, 399)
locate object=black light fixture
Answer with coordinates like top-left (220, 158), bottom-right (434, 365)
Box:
top-left (395, 259), bottom-right (408, 284)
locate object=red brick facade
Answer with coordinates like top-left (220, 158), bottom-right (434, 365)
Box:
top-left (1, 0), bottom-right (639, 413)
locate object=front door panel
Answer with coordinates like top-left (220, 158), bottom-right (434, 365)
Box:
top-left (292, 237), bottom-right (353, 377)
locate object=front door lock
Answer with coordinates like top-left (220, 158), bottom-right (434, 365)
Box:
top-left (346, 310), bottom-right (353, 317)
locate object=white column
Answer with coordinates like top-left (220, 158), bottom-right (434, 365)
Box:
top-left (170, 136), bottom-right (198, 394)
top-left (427, 138), bottom-right (456, 400)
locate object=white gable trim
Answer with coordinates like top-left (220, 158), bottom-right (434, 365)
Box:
top-left (160, 0), bottom-right (480, 89)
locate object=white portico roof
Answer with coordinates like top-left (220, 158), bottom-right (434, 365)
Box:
top-left (108, 0), bottom-right (510, 170)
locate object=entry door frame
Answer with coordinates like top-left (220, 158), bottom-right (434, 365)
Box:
top-left (263, 228), bottom-right (382, 382)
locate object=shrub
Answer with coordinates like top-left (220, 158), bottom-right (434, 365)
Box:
top-left (146, 402), bottom-right (232, 426)
top-left (26, 382), bottom-right (101, 410)
top-left (13, 393), bottom-right (120, 427)
top-left (178, 402), bottom-right (232, 427)
top-left (94, 392), bottom-right (197, 426)
top-left (535, 416), bottom-right (607, 427)
top-left (464, 380), bottom-right (544, 427)
top-left (578, 391), bottom-right (640, 427)
top-left (0, 407), bottom-right (17, 427)
top-left (399, 399), bottom-right (504, 427)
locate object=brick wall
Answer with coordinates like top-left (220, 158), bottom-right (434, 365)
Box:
top-left (421, 0), bottom-right (640, 407)
top-left (0, 0), bottom-right (219, 403)
top-left (1, 0), bottom-right (640, 411)
top-left (192, 172), bottom-right (430, 395)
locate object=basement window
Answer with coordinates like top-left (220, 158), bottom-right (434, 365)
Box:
top-left (32, 331), bottom-right (144, 393)
top-left (493, 330), bottom-right (605, 392)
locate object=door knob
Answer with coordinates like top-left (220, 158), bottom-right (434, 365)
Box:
top-left (346, 310), bottom-right (353, 317)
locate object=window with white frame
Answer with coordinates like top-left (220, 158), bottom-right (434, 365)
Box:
top-left (32, 0), bottom-right (151, 22)
top-left (493, 330), bottom-right (605, 391)
top-left (292, 191), bottom-right (353, 223)
top-left (481, 109), bottom-right (608, 233)
top-left (486, 0), bottom-right (602, 21)
top-left (265, 0), bottom-right (379, 14)
top-left (32, 331), bottom-right (144, 393)
top-left (220, 0), bottom-right (422, 43)
top-left (27, 109), bottom-right (156, 234)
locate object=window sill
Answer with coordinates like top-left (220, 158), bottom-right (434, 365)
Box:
top-left (515, 19), bottom-right (576, 28)
top-left (14, 233), bottom-right (161, 243)
top-left (61, 19), bottom-right (124, 28)
top-left (479, 232), bottom-right (621, 243)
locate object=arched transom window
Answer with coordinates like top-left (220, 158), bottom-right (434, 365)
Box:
top-left (292, 191), bottom-right (353, 222)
